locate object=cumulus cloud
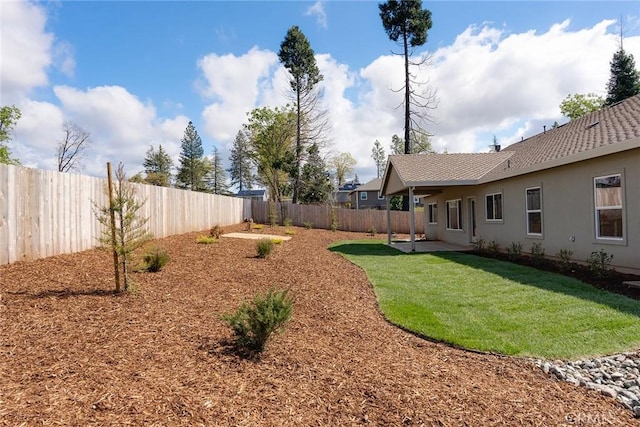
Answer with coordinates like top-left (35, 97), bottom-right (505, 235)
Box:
top-left (306, 1), bottom-right (328, 29)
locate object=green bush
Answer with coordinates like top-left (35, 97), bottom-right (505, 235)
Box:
top-left (283, 218), bottom-right (293, 227)
top-left (221, 288), bottom-right (293, 353)
top-left (506, 241), bottom-right (522, 260)
top-left (303, 221), bottom-right (313, 230)
top-left (252, 224), bottom-right (265, 230)
top-left (197, 235), bottom-right (217, 244)
top-left (367, 225), bottom-right (377, 236)
top-left (487, 240), bottom-right (500, 254)
top-left (473, 238), bottom-right (486, 252)
top-left (555, 249), bottom-right (574, 273)
top-left (588, 249), bottom-right (614, 278)
top-left (256, 238), bottom-right (274, 258)
top-left (142, 246), bottom-right (169, 272)
top-left (529, 242), bottom-right (545, 265)
top-left (284, 229), bottom-right (295, 236)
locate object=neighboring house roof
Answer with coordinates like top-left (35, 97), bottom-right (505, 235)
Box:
top-left (237, 189), bottom-right (266, 197)
top-left (381, 94), bottom-right (640, 196)
top-left (349, 178), bottom-right (382, 194)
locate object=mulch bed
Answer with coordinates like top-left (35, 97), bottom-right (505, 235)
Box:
top-left (1, 225), bottom-right (637, 425)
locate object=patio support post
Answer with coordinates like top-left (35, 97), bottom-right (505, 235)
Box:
top-left (409, 186), bottom-right (415, 252)
top-left (386, 196), bottom-right (391, 244)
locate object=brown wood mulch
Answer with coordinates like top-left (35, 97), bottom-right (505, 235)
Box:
top-left (1, 225), bottom-right (637, 426)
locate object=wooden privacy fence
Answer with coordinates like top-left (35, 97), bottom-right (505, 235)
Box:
top-left (250, 200), bottom-right (425, 234)
top-left (0, 164), bottom-right (248, 265)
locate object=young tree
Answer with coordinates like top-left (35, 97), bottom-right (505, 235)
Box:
top-left (206, 146), bottom-right (229, 195)
top-left (142, 144), bottom-right (173, 186)
top-left (0, 105), bottom-right (22, 165)
top-left (331, 152), bottom-right (356, 187)
top-left (176, 121), bottom-right (209, 191)
top-left (245, 106), bottom-right (296, 211)
top-left (57, 121), bottom-right (91, 172)
top-left (278, 25), bottom-right (325, 204)
top-left (379, 0), bottom-right (434, 155)
top-left (299, 143), bottom-right (333, 204)
top-left (371, 140), bottom-right (386, 178)
top-left (559, 93), bottom-right (605, 120)
top-left (94, 163), bottom-right (151, 292)
top-left (389, 132), bottom-right (433, 155)
top-left (228, 129), bottom-right (255, 192)
top-left (605, 47), bottom-right (640, 106)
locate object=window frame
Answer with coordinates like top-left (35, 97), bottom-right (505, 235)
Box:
top-left (525, 186), bottom-right (543, 236)
top-left (594, 173), bottom-right (624, 241)
top-left (485, 192), bottom-right (503, 221)
top-left (378, 192), bottom-right (385, 200)
top-left (446, 199), bottom-right (462, 231)
top-left (360, 191), bottom-right (367, 201)
top-left (427, 202), bottom-right (438, 224)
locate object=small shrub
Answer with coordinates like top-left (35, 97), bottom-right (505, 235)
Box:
top-left (284, 229), bottom-right (295, 236)
top-left (271, 238), bottom-right (283, 245)
top-left (330, 208), bottom-right (338, 232)
top-left (367, 225), bottom-right (377, 236)
top-left (529, 242), bottom-right (545, 265)
top-left (209, 225), bottom-right (223, 239)
top-left (197, 235), bottom-right (217, 244)
top-left (506, 241), bottom-right (522, 260)
top-left (256, 238), bottom-right (274, 258)
top-left (252, 224), bottom-right (265, 230)
top-left (283, 218), bottom-right (293, 227)
top-left (268, 201), bottom-right (278, 228)
top-left (555, 248), bottom-right (574, 273)
top-left (304, 221), bottom-right (313, 230)
top-left (473, 237), bottom-right (486, 252)
top-left (588, 249), bottom-right (614, 278)
top-left (487, 240), bottom-right (500, 254)
top-left (142, 246), bottom-right (169, 272)
top-left (221, 287), bottom-right (293, 353)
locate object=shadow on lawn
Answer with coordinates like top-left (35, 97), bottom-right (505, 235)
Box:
top-left (329, 241), bottom-right (404, 257)
top-left (430, 251), bottom-right (640, 318)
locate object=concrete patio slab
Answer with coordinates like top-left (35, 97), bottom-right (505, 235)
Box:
top-left (222, 232), bottom-right (292, 241)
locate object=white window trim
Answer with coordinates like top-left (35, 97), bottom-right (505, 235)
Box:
top-left (360, 192), bottom-right (367, 201)
top-left (446, 199), bottom-right (462, 231)
top-left (525, 186), bottom-right (543, 236)
top-left (594, 173), bottom-right (624, 241)
top-left (485, 192), bottom-right (503, 221)
top-left (378, 192), bottom-right (385, 200)
top-left (428, 202), bottom-right (438, 224)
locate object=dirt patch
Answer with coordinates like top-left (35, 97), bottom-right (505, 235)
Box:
top-left (1, 225), bottom-right (636, 425)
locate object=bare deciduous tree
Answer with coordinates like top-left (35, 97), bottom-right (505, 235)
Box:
top-left (57, 121), bottom-right (90, 172)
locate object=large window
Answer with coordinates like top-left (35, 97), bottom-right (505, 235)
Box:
top-left (428, 203), bottom-right (438, 224)
top-left (446, 199), bottom-right (462, 230)
top-left (526, 187), bottom-right (542, 235)
top-left (594, 174), bottom-right (623, 239)
top-left (360, 192), bottom-right (367, 201)
top-left (485, 193), bottom-right (503, 221)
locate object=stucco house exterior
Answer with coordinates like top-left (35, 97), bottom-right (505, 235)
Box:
top-left (380, 94), bottom-right (640, 272)
top-left (350, 178), bottom-right (386, 209)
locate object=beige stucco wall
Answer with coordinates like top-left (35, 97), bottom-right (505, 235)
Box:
top-left (423, 149), bottom-right (640, 272)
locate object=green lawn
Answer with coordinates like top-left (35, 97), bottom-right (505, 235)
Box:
top-left (330, 240), bottom-right (640, 359)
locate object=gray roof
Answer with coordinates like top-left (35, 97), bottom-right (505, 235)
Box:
top-left (350, 178), bottom-right (382, 193)
top-left (383, 93), bottom-right (640, 192)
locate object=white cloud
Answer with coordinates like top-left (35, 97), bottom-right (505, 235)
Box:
top-left (0, 0), bottom-right (53, 102)
top-left (306, 1), bottom-right (328, 29)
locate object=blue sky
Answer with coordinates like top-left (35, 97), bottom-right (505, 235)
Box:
top-left (3, 1), bottom-right (640, 185)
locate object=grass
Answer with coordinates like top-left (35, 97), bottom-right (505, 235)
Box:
top-left (330, 240), bottom-right (640, 359)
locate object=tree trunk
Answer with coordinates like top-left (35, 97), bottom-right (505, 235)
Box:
top-left (292, 82), bottom-right (302, 204)
top-left (402, 30), bottom-right (411, 212)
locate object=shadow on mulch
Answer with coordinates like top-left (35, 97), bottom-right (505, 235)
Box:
top-left (8, 288), bottom-right (120, 299)
top-left (199, 337), bottom-right (263, 362)
top-left (468, 251), bottom-right (640, 300)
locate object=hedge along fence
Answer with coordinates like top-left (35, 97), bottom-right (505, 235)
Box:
top-left (250, 200), bottom-right (425, 234)
top-left (0, 163), bottom-right (248, 265)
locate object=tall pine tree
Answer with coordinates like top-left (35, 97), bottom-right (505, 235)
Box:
top-left (143, 144), bottom-right (173, 186)
top-left (299, 143), bottom-right (332, 204)
top-left (605, 47), bottom-right (640, 106)
top-left (206, 146), bottom-right (229, 195)
top-left (371, 140), bottom-right (386, 179)
top-left (228, 129), bottom-right (255, 192)
top-left (176, 121), bottom-right (209, 191)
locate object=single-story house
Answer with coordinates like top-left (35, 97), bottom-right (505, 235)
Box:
top-left (333, 179), bottom-right (361, 208)
top-left (350, 178), bottom-right (386, 209)
top-left (236, 189), bottom-right (267, 201)
top-left (380, 93), bottom-right (640, 273)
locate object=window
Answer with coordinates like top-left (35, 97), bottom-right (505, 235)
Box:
top-left (378, 192), bottom-right (385, 200)
top-left (594, 174), bottom-right (623, 239)
top-left (485, 193), bottom-right (503, 221)
top-left (526, 187), bottom-right (542, 235)
top-left (428, 203), bottom-right (438, 224)
top-left (360, 192), bottom-right (367, 201)
top-left (446, 199), bottom-right (462, 230)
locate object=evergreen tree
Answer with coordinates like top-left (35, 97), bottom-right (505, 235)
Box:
top-left (228, 129), bottom-right (255, 192)
top-left (206, 146), bottom-right (229, 195)
top-left (143, 144), bottom-right (173, 186)
top-left (371, 139), bottom-right (386, 178)
top-left (176, 121), bottom-right (209, 191)
top-left (299, 143), bottom-right (333, 204)
top-left (605, 48), bottom-right (640, 106)
top-left (278, 25), bottom-right (325, 204)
